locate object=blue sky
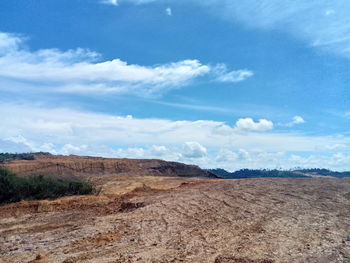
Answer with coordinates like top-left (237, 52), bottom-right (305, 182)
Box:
top-left (0, 0), bottom-right (350, 170)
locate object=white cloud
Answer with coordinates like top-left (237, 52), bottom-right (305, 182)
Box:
top-left (100, 0), bottom-right (118, 6)
top-left (0, 32), bottom-right (23, 54)
top-left (117, 0), bottom-right (350, 59)
top-left (61, 144), bottom-right (85, 155)
top-left (212, 1), bottom-right (350, 58)
top-left (281, 115), bottom-right (306, 127)
top-left (292, 116), bottom-right (305, 124)
top-left (215, 149), bottom-right (286, 170)
top-left (150, 145), bottom-right (168, 156)
top-left (165, 7), bottom-right (172, 16)
top-left (2, 103), bottom-right (347, 153)
top-left (288, 153), bottom-right (350, 170)
top-left (214, 149), bottom-right (350, 171)
top-left (0, 32), bottom-right (252, 97)
top-left (235, 118), bottom-right (273, 132)
top-left (213, 64), bottom-right (253, 83)
top-left (182, 142), bottom-right (207, 158)
top-left (0, 138), bottom-right (32, 153)
top-left (1, 103), bottom-right (350, 169)
top-left (319, 144), bottom-right (348, 151)
top-left (216, 149), bottom-right (238, 163)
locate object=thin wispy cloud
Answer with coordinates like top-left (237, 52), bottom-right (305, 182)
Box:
top-left (119, 0), bottom-right (350, 59)
top-left (206, 0), bottom-right (350, 58)
top-left (279, 116), bottom-right (306, 127)
top-left (213, 64), bottom-right (253, 83)
top-left (153, 101), bottom-right (233, 114)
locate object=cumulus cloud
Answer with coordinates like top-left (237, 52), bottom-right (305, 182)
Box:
top-left (0, 32), bottom-right (252, 97)
top-left (1, 103), bottom-right (350, 169)
top-left (2, 103), bottom-right (348, 153)
top-left (235, 118), bottom-right (273, 132)
top-left (150, 145), bottom-right (169, 156)
top-left (292, 116), bottom-right (305, 124)
top-left (182, 142), bottom-right (207, 158)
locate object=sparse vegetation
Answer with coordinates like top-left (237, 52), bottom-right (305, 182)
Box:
top-left (0, 153), bottom-right (35, 163)
top-left (0, 152), bottom-right (51, 163)
top-left (0, 168), bottom-right (95, 205)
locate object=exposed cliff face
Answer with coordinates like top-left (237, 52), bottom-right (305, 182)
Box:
top-left (0, 154), bottom-right (217, 180)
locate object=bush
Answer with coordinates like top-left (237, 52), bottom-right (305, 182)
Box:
top-left (0, 168), bottom-right (95, 205)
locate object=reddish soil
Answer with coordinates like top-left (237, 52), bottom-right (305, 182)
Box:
top-left (1, 176), bottom-right (350, 263)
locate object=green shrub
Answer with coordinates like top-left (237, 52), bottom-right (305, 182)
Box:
top-left (0, 168), bottom-right (95, 205)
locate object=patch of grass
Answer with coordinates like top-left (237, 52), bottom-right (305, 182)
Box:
top-left (0, 168), bottom-right (95, 205)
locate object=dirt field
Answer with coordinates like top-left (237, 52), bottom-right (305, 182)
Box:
top-left (1, 176), bottom-right (350, 263)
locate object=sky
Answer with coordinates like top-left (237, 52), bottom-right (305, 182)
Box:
top-left (0, 0), bottom-right (350, 171)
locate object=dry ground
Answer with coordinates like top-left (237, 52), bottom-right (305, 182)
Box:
top-left (1, 176), bottom-right (350, 263)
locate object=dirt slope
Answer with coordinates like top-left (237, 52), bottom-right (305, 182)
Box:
top-left (1, 177), bottom-right (350, 263)
top-left (0, 154), bottom-right (217, 181)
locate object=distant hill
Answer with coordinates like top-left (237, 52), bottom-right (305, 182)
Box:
top-left (210, 168), bottom-right (350, 179)
top-left (210, 168), bottom-right (308, 179)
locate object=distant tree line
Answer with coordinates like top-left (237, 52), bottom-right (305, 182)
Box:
top-left (0, 152), bottom-right (51, 163)
top-left (210, 168), bottom-right (350, 179)
top-left (210, 168), bottom-right (308, 179)
top-left (0, 168), bottom-right (95, 205)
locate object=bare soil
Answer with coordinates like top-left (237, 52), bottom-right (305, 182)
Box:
top-left (1, 176), bottom-right (350, 263)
